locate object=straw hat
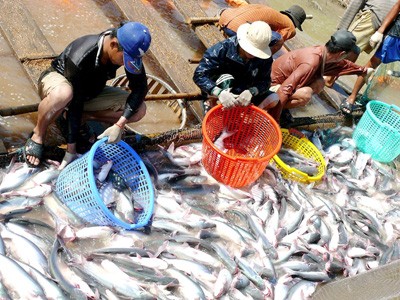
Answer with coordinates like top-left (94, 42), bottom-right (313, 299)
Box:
top-left (237, 21), bottom-right (272, 59)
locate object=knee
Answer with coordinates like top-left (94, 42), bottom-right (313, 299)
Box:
top-left (293, 87), bottom-right (312, 106)
top-left (52, 84), bottom-right (73, 106)
top-left (127, 103), bottom-right (146, 122)
top-left (259, 93), bottom-right (279, 109)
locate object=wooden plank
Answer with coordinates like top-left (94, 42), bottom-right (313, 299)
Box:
top-left (112, 0), bottom-right (203, 121)
top-left (0, 0), bottom-right (55, 59)
top-left (0, 0), bottom-right (56, 89)
top-left (173, 0), bottom-right (225, 49)
top-left (112, 0), bottom-right (199, 94)
top-left (313, 259), bottom-right (400, 300)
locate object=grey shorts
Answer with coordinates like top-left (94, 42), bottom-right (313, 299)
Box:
top-left (39, 71), bottom-right (128, 112)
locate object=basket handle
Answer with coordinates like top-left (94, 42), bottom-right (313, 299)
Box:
top-left (288, 128), bottom-right (306, 139)
top-left (391, 104), bottom-right (400, 116)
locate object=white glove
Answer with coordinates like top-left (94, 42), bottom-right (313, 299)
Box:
top-left (98, 124), bottom-right (123, 144)
top-left (237, 90), bottom-right (253, 106)
top-left (364, 67), bottom-right (374, 83)
top-left (58, 152), bottom-right (78, 170)
top-left (218, 90), bottom-right (239, 108)
top-left (369, 31), bottom-right (383, 49)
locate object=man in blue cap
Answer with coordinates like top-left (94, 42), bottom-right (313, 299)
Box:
top-left (24, 21), bottom-right (151, 169)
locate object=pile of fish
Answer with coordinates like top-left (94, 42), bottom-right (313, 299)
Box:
top-left (0, 125), bottom-right (399, 299)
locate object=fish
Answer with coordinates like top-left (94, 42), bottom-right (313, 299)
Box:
top-left (0, 163), bottom-right (38, 194)
top-left (17, 260), bottom-right (67, 300)
top-left (96, 160), bottom-right (113, 182)
top-left (213, 128), bottom-right (237, 152)
top-left (0, 253), bottom-right (47, 299)
top-left (165, 268), bottom-right (207, 300)
top-left (213, 268), bottom-right (233, 298)
top-left (0, 223), bottom-right (49, 276)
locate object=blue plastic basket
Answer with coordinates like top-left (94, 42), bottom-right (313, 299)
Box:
top-left (55, 138), bottom-right (154, 230)
top-left (353, 100), bottom-right (400, 163)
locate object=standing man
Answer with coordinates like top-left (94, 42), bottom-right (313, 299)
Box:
top-left (325, 0), bottom-right (397, 86)
top-left (218, 4), bottom-right (307, 54)
top-left (342, 0), bottom-right (400, 114)
top-left (193, 21), bottom-right (279, 111)
top-left (269, 30), bottom-right (373, 122)
top-left (24, 21), bottom-right (151, 169)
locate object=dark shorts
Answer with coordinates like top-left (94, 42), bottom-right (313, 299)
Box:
top-left (374, 35), bottom-right (400, 64)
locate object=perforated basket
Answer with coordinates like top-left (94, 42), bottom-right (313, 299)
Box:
top-left (202, 104), bottom-right (282, 188)
top-left (353, 100), bottom-right (400, 163)
top-left (272, 129), bottom-right (326, 183)
top-left (55, 138), bottom-right (154, 230)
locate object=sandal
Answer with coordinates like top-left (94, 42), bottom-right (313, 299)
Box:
top-left (340, 100), bottom-right (354, 115)
top-left (23, 134), bottom-right (43, 167)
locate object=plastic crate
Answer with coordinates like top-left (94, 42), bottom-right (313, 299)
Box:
top-left (202, 104), bottom-right (282, 188)
top-left (55, 138), bottom-right (154, 230)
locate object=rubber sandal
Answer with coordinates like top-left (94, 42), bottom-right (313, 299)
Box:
top-left (23, 135), bottom-right (43, 167)
top-left (340, 100), bottom-right (354, 115)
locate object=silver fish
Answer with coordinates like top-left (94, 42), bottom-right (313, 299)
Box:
top-left (0, 253), bottom-right (46, 299)
top-left (0, 163), bottom-right (38, 194)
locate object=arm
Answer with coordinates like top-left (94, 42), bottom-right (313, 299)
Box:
top-left (119, 66), bottom-right (148, 126)
top-left (97, 66), bottom-right (148, 144)
top-left (376, 0), bottom-right (400, 34)
top-left (337, 0), bottom-right (365, 30)
top-left (193, 43), bottom-right (226, 95)
top-left (63, 59), bottom-right (87, 145)
top-left (324, 60), bottom-right (367, 77)
top-left (250, 58), bottom-right (273, 97)
top-left (369, 0), bottom-right (400, 48)
top-left (276, 63), bottom-right (317, 105)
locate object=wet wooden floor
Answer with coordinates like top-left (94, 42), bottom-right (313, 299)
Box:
top-left (1, 0), bottom-right (399, 296)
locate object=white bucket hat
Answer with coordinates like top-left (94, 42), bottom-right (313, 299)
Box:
top-left (237, 21), bottom-right (272, 59)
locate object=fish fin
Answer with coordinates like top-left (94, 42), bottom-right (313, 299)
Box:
top-left (152, 240), bottom-right (169, 258)
top-left (167, 142), bottom-right (175, 154)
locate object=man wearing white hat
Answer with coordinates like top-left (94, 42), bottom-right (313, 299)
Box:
top-left (193, 21), bottom-right (279, 111)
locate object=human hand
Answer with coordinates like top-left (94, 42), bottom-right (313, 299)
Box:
top-left (237, 90), bottom-right (253, 106)
top-left (218, 90), bottom-right (239, 108)
top-left (58, 152), bottom-right (78, 170)
top-left (369, 31), bottom-right (383, 49)
top-left (98, 124), bottom-right (123, 144)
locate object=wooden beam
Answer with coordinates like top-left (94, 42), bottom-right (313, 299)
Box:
top-left (112, 0), bottom-right (204, 121)
top-left (186, 16), bottom-right (220, 25)
top-left (173, 0), bottom-right (225, 49)
top-left (112, 0), bottom-right (199, 94)
top-left (0, 0), bottom-right (56, 90)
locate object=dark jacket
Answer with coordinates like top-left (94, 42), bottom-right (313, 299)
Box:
top-left (47, 30), bottom-right (147, 144)
top-left (193, 36), bottom-right (273, 100)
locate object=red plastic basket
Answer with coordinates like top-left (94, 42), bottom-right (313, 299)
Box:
top-left (202, 104), bottom-right (282, 188)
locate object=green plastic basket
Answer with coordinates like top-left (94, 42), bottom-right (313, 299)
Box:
top-left (353, 100), bottom-right (400, 163)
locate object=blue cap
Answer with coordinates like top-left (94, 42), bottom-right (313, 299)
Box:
top-left (117, 22), bottom-right (151, 74)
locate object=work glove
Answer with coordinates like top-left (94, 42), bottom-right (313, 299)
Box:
top-left (218, 90), bottom-right (239, 108)
top-left (237, 90), bottom-right (253, 106)
top-left (58, 152), bottom-right (78, 170)
top-left (98, 124), bottom-right (123, 144)
top-left (364, 67), bottom-right (374, 83)
top-left (369, 31), bottom-right (383, 49)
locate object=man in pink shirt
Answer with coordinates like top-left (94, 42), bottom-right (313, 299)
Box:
top-left (269, 30), bottom-right (373, 122)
